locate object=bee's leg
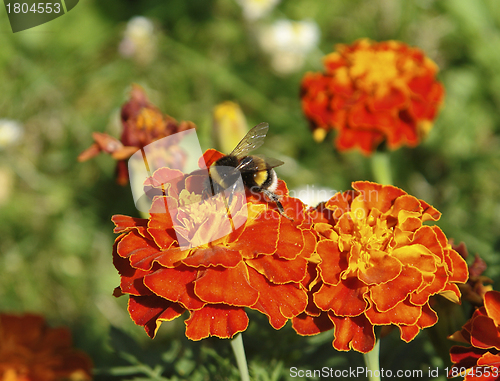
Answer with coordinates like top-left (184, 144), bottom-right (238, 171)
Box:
top-left (202, 176), bottom-right (213, 199)
top-left (203, 175), bottom-right (223, 199)
top-left (262, 190), bottom-right (294, 220)
top-left (226, 181), bottom-right (238, 206)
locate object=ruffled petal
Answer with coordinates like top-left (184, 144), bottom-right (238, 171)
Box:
top-left (445, 248), bottom-right (469, 283)
top-left (193, 262), bottom-right (259, 306)
top-left (470, 315), bottom-right (500, 350)
top-left (246, 254), bottom-right (308, 284)
top-left (292, 312), bottom-right (334, 335)
top-left (358, 249), bottom-right (402, 285)
top-left (129, 294), bottom-right (185, 338)
top-left (148, 197), bottom-right (178, 249)
top-left (229, 209), bottom-right (280, 258)
top-left (248, 267), bottom-right (308, 329)
top-left (112, 215), bottom-right (149, 234)
top-left (352, 181), bottom-right (407, 213)
top-left (370, 266), bottom-right (423, 312)
top-left (181, 246), bottom-right (242, 268)
top-left (366, 297), bottom-right (421, 326)
top-left (113, 242), bottom-right (151, 296)
top-left (449, 345), bottom-right (484, 371)
top-left (477, 352), bottom-right (500, 368)
top-left (329, 313), bottom-right (376, 353)
top-left (143, 266), bottom-right (205, 310)
top-left (314, 278), bottom-right (368, 317)
top-left (317, 240), bottom-right (346, 285)
top-left (484, 288), bottom-right (500, 325)
top-left (118, 230), bottom-right (166, 270)
top-left (398, 324), bottom-right (419, 343)
top-left (184, 305), bottom-right (248, 340)
top-left (275, 222), bottom-right (306, 260)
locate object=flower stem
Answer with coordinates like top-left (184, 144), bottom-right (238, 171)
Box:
top-left (370, 152), bottom-right (393, 185)
top-left (230, 333), bottom-right (250, 381)
top-left (363, 339), bottom-right (381, 381)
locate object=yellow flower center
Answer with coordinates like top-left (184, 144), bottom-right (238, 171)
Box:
top-left (176, 189), bottom-right (224, 231)
top-left (341, 210), bottom-right (393, 276)
top-left (345, 41), bottom-right (421, 97)
top-left (174, 190), bottom-right (247, 248)
top-left (350, 50), bottom-right (398, 90)
top-left (137, 108), bottom-right (163, 132)
top-left (178, 189), bottom-right (202, 207)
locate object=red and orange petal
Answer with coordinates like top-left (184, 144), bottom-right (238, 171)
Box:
top-left (0, 314), bottom-right (93, 381)
top-left (301, 38), bottom-right (445, 155)
top-left (112, 159), bottom-right (313, 340)
top-left (185, 305), bottom-right (249, 341)
top-left (329, 314), bottom-right (376, 353)
top-left (293, 181), bottom-right (468, 353)
top-left (129, 295), bottom-right (186, 338)
top-left (247, 266), bottom-right (308, 329)
top-left (292, 312), bottom-right (334, 336)
top-left (449, 291), bottom-right (500, 379)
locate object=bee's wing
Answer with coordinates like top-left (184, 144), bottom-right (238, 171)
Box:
top-left (236, 155), bottom-right (284, 173)
top-left (229, 122), bottom-right (269, 158)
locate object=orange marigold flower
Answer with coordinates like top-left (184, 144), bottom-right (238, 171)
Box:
top-left (112, 151), bottom-right (316, 340)
top-left (78, 84), bottom-right (195, 185)
top-left (301, 39), bottom-right (445, 155)
top-left (0, 314), bottom-right (93, 381)
top-left (292, 181), bottom-right (468, 353)
top-left (449, 290), bottom-right (500, 380)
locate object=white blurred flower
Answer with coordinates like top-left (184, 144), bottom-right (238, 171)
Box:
top-left (258, 19), bottom-right (320, 74)
top-left (236, 0), bottom-right (280, 21)
top-left (290, 185), bottom-right (337, 208)
top-left (0, 119), bottom-right (23, 149)
top-left (259, 20), bottom-right (320, 54)
top-left (119, 16), bottom-right (157, 65)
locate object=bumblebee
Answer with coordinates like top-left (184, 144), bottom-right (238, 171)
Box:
top-left (205, 122), bottom-right (288, 217)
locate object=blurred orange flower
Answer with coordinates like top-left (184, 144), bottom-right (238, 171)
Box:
top-left (78, 84), bottom-right (195, 185)
top-left (449, 290), bottom-right (500, 380)
top-left (301, 39), bottom-right (445, 155)
top-left (112, 151), bottom-right (316, 340)
top-left (451, 241), bottom-right (493, 308)
top-left (292, 181), bottom-right (468, 353)
top-left (0, 314), bottom-right (92, 381)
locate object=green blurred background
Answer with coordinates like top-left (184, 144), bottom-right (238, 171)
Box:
top-left (1, 0), bottom-right (500, 379)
